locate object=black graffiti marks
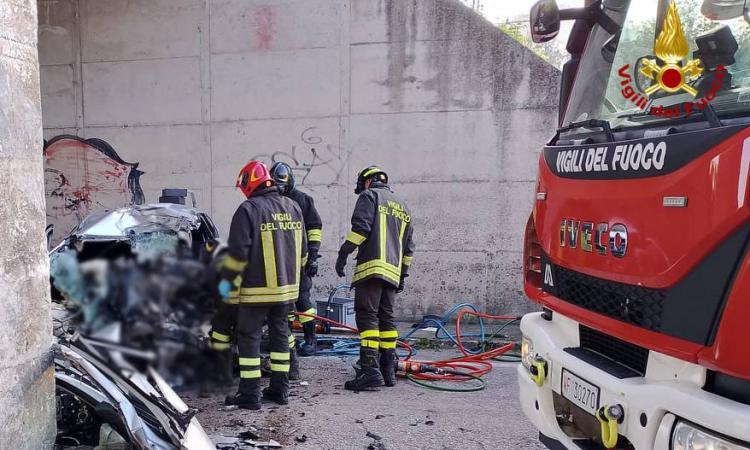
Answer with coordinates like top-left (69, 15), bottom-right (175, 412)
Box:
top-left (251, 127), bottom-right (351, 186)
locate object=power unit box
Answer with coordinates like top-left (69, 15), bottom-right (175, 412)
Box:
top-left (316, 296), bottom-right (356, 328)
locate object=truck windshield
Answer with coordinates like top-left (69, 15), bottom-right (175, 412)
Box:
top-left (563, 0), bottom-right (750, 130)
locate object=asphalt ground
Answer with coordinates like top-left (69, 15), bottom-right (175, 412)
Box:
top-left (184, 349), bottom-right (545, 450)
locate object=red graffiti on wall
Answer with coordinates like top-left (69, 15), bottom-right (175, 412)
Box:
top-left (253, 5), bottom-right (276, 51)
top-left (44, 136), bottom-right (144, 246)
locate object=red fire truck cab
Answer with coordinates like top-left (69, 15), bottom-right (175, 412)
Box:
top-left (520, 1), bottom-right (750, 449)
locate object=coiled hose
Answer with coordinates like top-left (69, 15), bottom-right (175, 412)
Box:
top-left (294, 301), bottom-right (521, 391)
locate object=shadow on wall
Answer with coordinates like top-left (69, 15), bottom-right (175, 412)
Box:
top-left (43, 136), bottom-right (145, 246)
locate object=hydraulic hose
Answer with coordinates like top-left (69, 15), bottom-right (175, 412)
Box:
top-left (294, 303), bottom-right (520, 391)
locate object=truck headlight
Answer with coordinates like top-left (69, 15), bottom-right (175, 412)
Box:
top-left (672, 420), bottom-right (749, 450)
top-left (521, 336), bottom-right (534, 370)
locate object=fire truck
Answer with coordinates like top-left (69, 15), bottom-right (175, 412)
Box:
top-left (520, 0), bottom-right (750, 449)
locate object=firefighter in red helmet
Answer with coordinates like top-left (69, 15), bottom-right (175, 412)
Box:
top-left (216, 160), bottom-right (308, 409)
top-left (336, 166), bottom-right (415, 391)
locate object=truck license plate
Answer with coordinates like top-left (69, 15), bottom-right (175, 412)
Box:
top-left (561, 369), bottom-right (600, 416)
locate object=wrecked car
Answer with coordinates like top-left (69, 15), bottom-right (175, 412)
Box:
top-left (54, 333), bottom-right (214, 450)
top-left (50, 201), bottom-right (226, 449)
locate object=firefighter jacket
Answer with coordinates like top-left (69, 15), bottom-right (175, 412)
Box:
top-left (221, 187), bottom-right (308, 305)
top-left (286, 188), bottom-right (322, 256)
top-left (339, 183), bottom-right (415, 287)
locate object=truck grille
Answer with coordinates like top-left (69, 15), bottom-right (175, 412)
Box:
top-left (578, 325), bottom-right (648, 376)
top-left (552, 264), bottom-right (666, 332)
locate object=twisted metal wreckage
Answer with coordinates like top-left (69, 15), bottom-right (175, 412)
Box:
top-left (46, 136), bottom-right (226, 449)
top-left (50, 202), bottom-right (224, 450)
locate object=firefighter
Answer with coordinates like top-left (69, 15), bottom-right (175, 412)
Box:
top-left (217, 160), bottom-right (308, 410)
top-left (335, 166), bottom-right (415, 391)
top-left (207, 252), bottom-right (238, 387)
top-left (270, 163), bottom-right (322, 373)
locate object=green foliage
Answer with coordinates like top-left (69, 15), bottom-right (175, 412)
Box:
top-left (498, 21), bottom-right (568, 69)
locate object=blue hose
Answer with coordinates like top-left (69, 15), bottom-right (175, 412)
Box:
top-left (305, 336), bottom-right (413, 358)
top-left (300, 300), bottom-right (511, 358)
top-left (401, 302), bottom-right (516, 355)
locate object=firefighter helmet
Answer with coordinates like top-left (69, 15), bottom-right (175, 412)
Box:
top-left (236, 161), bottom-right (273, 198)
top-left (355, 166), bottom-right (388, 194)
top-left (270, 162), bottom-right (295, 194)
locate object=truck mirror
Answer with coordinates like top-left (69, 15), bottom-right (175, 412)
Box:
top-left (530, 0), bottom-right (561, 43)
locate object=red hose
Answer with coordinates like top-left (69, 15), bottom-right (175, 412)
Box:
top-left (294, 309), bottom-right (517, 383)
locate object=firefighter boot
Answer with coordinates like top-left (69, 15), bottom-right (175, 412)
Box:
top-left (379, 349), bottom-right (397, 387)
top-left (289, 347), bottom-right (301, 381)
top-left (225, 379), bottom-right (261, 410)
top-left (344, 348), bottom-right (384, 391)
top-left (298, 321), bottom-right (318, 356)
top-left (262, 373), bottom-right (290, 405)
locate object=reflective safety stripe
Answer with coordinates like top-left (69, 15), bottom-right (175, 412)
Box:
top-left (298, 307), bottom-right (316, 324)
top-left (360, 329), bottom-right (380, 349)
top-left (301, 255), bottom-right (308, 267)
top-left (288, 313), bottom-right (296, 322)
top-left (239, 357), bottom-right (261, 366)
top-left (239, 284), bottom-right (300, 304)
top-left (288, 335), bottom-right (296, 348)
top-left (270, 363), bottom-right (290, 372)
top-left (223, 255), bottom-right (248, 272)
top-left (379, 330), bottom-right (398, 339)
top-left (239, 285), bottom-right (299, 296)
top-left (379, 341), bottom-right (397, 349)
top-left (240, 370), bottom-right (261, 379)
top-left (270, 352), bottom-right (290, 361)
top-left (307, 229), bottom-right (322, 242)
top-left (346, 230), bottom-right (367, 245)
top-left (211, 331), bottom-right (231, 342)
top-left (210, 342), bottom-right (230, 351)
top-left (397, 219), bottom-right (407, 268)
top-left (360, 330), bottom-right (379, 339)
top-left (362, 167), bottom-right (383, 178)
top-left (288, 335), bottom-right (296, 342)
top-left (238, 291), bottom-right (299, 304)
top-left (353, 259), bottom-right (401, 278)
top-left (380, 211), bottom-right (387, 260)
top-left (352, 265), bottom-right (400, 285)
top-left (261, 230), bottom-right (278, 288)
top-left (403, 255), bottom-right (413, 266)
top-left (295, 229), bottom-right (302, 284)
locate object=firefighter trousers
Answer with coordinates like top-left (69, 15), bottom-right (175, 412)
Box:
top-left (209, 303), bottom-right (237, 351)
top-left (236, 303), bottom-right (290, 393)
top-left (287, 272), bottom-right (316, 349)
top-left (295, 271), bottom-right (316, 320)
top-left (354, 278), bottom-right (398, 359)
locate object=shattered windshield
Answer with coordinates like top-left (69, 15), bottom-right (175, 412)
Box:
top-left (73, 204), bottom-right (203, 241)
top-left (563, 0), bottom-right (750, 130)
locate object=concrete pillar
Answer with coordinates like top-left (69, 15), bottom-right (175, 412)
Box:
top-left (0, 0), bottom-right (57, 448)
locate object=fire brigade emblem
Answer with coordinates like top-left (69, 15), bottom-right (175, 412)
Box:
top-left (639, 0), bottom-right (703, 97)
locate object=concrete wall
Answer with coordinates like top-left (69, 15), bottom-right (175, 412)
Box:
top-left (1, 0), bottom-right (57, 447)
top-left (38, 0), bottom-right (559, 318)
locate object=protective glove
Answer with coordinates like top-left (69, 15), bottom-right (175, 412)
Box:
top-left (218, 279), bottom-right (232, 299)
top-left (396, 272), bottom-right (409, 293)
top-left (335, 252), bottom-right (348, 277)
top-left (305, 257), bottom-right (319, 277)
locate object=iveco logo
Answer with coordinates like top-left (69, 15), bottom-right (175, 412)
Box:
top-left (560, 219), bottom-right (628, 258)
